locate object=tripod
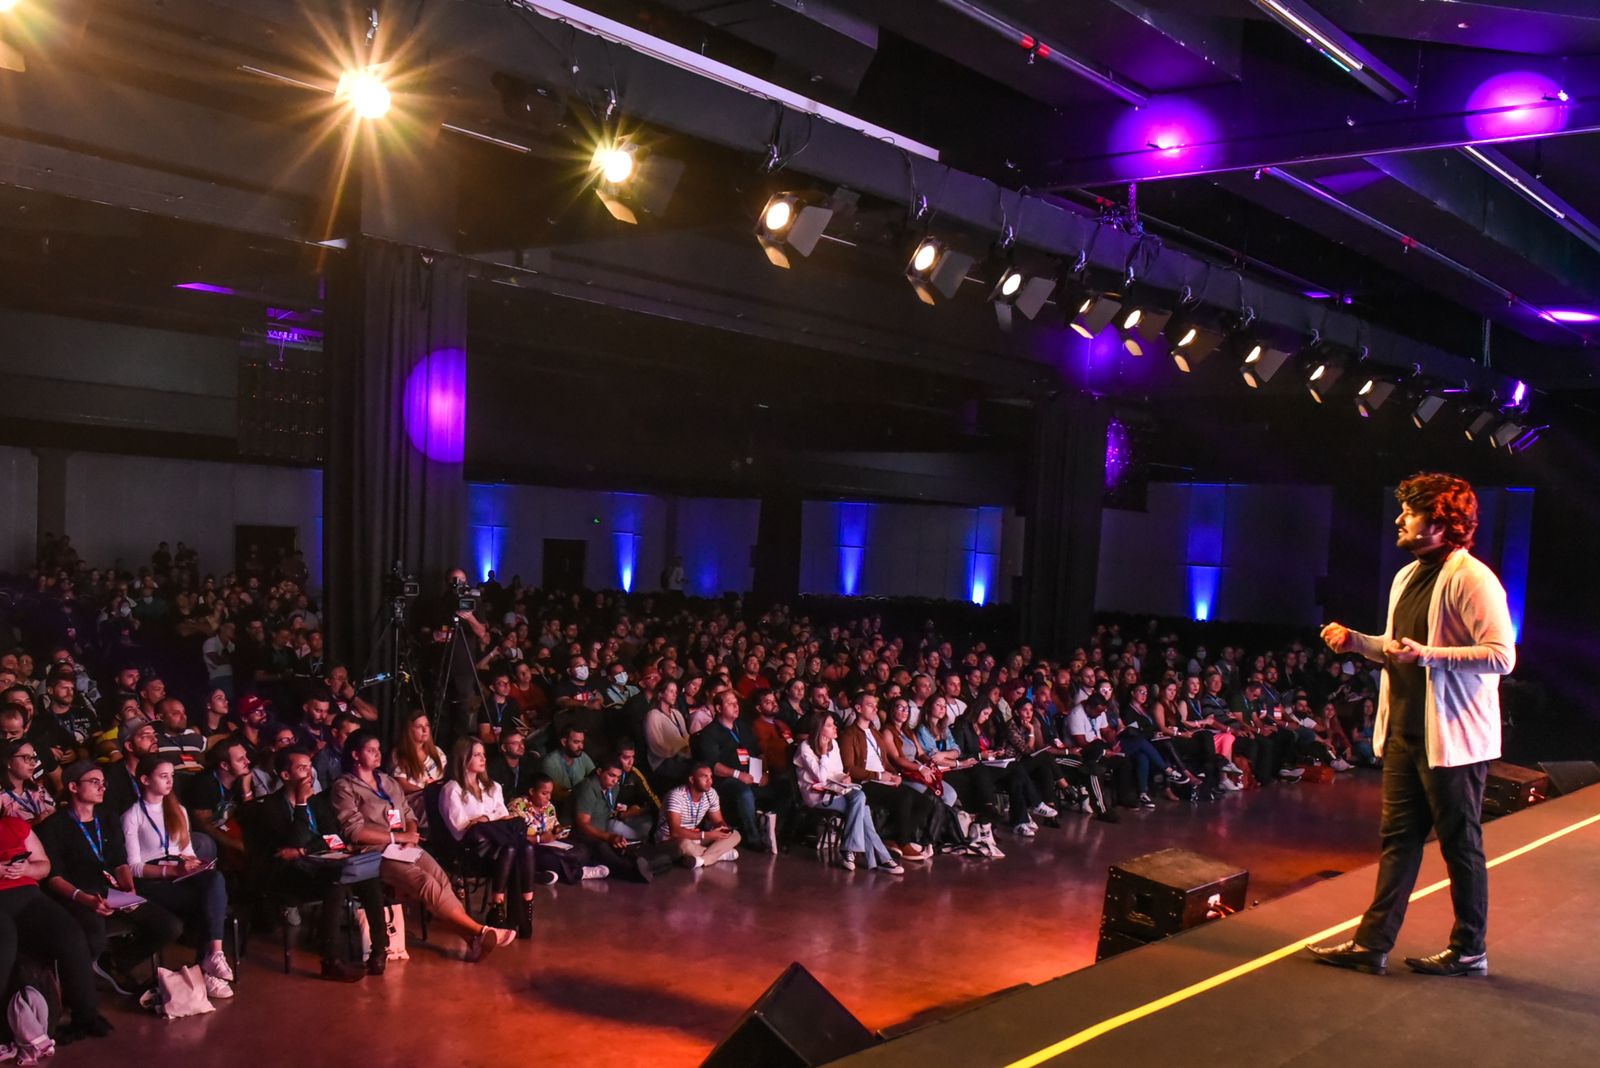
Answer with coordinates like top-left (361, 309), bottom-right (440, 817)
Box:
top-left (359, 591), bottom-right (427, 740)
top-left (432, 609), bottom-right (493, 747)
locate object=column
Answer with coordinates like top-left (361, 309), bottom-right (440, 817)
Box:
top-left (1020, 392), bottom-right (1108, 656)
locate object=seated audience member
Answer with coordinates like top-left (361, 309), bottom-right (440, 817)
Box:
top-left (121, 754), bottom-right (236, 1000)
top-left (244, 747), bottom-right (388, 982)
top-left (0, 739), bottom-right (57, 825)
top-left (389, 711), bottom-right (446, 815)
top-left (297, 689), bottom-right (338, 759)
top-left (656, 762), bottom-right (742, 870)
top-left (92, 696), bottom-right (145, 765)
top-left (540, 724), bottom-right (596, 820)
top-left (684, 676), bottom-right (716, 735)
top-left (40, 761), bottom-right (183, 996)
top-left (693, 690), bottom-right (792, 853)
top-left (330, 730), bottom-right (515, 962)
top-left (323, 665), bottom-right (380, 725)
top-left (793, 716), bottom-right (902, 874)
top-left (550, 654), bottom-right (608, 764)
top-left (568, 762), bottom-right (659, 882)
top-left (153, 698), bottom-right (206, 774)
top-left (1154, 679), bottom-right (1228, 793)
top-left (611, 740), bottom-right (660, 841)
top-left (474, 672), bottom-right (521, 747)
top-left (750, 690), bottom-right (796, 781)
top-left (1059, 693), bottom-right (1129, 819)
top-left (199, 689), bottom-right (235, 751)
top-left (0, 810), bottom-right (113, 1040)
top-left (642, 680), bottom-right (693, 786)
top-left (314, 715), bottom-right (362, 791)
top-left (967, 699), bottom-right (1050, 834)
top-left (1314, 701), bottom-right (1355, 771)
top-left (488, 728), bottom-right (534, 799)
top-left (838, 693), bottom-right (933, 860)
top-left (506, 773), bottom-right (589, 884)
top-left (40, 669), bottom-right (95, 763)
top-left (440, 738), bottom-right (540, 938)
top-left (917, 695), bottom-right (1005, 835)
top-left (1114, 684), bottom-right (1192, 807)
top-left (103, 716), bottom-right (161, 815)
top-left (1351, 698), bottom-right (1379, 767)
top-left (185, 738), bottom-right (254, 864)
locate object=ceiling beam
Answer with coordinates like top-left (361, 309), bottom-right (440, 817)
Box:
top-left (1037, 49), bottom-right (1600, 189)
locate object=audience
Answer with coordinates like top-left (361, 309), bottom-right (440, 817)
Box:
top-left (439, 738), bottom-right (539, 938)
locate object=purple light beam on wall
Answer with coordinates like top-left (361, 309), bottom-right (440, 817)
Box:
top-left (174, 282), bottom-right (237, 295)
top-left (1105, 417), bottom-right (1132, 497)
top-left (1465, 72), bottom-right (1569, 142)
top-left (402, 347), bottom-right (467, 464)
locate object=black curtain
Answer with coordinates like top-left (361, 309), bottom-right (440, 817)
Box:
top-left (1021, 392), bottom-right (1108, 657)
top-left (324, 240), bottom-right (467, 735)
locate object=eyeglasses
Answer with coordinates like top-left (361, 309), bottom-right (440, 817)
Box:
top-left (79, 778), bottom-right (106, 788)
top-left (13, 753), bottom-right (40, 764)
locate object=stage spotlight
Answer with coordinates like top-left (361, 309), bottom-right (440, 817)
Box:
top-left (1489, 419), bottom-right (1526, 449)
top-left (1307, 359), bottom-right (1344, 403)
top-left (1411, 394), bottom-right (1447, 428)
top-left (1464, 410), bottom-right (1496, 442)
top-left (905, 237), bottom-right (976, 304)
top-left (1119, 304), bottom-right (1173, 357)
top-left (988, 267), bottom-right (1055, 327)
top-left (1355, 378), bottom-right (1396, 418)
top-left (1169, 323), bottom-right (1222, 373)
top-left (1240, 343), bottom-right (1289, 388)
top-left (591, 138), bottom-right (685, 225)
top-left (1069, 293), bottom-right (1123, 338)
top-left (336, 67), bottom-right (392, 120)
top-left (755, 192), bottom-right (834, 269)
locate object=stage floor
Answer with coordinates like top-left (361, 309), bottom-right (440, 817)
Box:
top-left (837, 784), bottom-right (1600, 1068)
top-left (54, 776), bottom-right (1388, 1068)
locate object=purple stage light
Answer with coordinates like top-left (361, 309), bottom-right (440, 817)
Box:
top-left (1105, 417), bottom-right (1132, 496)
top-left (1108, 98), bottom-right (1221, 177)
top-left (1465, 72), bottom-right (1569, 141)
top-left (402, 347), bottom-right (467, 464)
top-left (1540, 309), bottom-right (1600, 323)
top-left (1511, 380), bottom-right (1527, 406)
top-left (1302, 290), bottom-right (1333, 300)
top-left (174, 282), bottom-right (236, 295)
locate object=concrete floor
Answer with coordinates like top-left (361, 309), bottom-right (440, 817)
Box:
top-left (56, 775), bottom-right (1384, 1068)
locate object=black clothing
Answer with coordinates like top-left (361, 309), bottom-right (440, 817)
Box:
top-left (36, 809), bottom-right (182, 963)
top-left (101, 761), bottom-right (143, 816)
top-left (1355, 734), bottom-right (1489, 955)
top-left (488, 755), bottom-right (533, 801)
top-left (0, 886), bottom-right (99, 1020)
top-left (1387, 553), bottom-right (1446, 743)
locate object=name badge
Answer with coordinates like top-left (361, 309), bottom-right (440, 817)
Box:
top-left (385, 806), bottom-right (404, 830)
top-left (736, 747), bottom-right (750, 769)
top-left (321, 834), bottom-right (346, 851)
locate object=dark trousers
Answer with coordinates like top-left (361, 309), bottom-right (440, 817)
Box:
top-left (861, 781), bottom-right (935, 846)
top-left (136, 869), bottom-right (228, 945)
top-left (1355, 734), bottom-right (1490, 955)
top-left (0, 886), bottom-right (97, 1019)
top-left (272, 864), bottom-right (388, 962)
top-left (71, 897), bottom-right (183, 964)
top-left (943, 765), bottom-right (1000, 821)
top-left (713, 777), bottom-right (798, 851)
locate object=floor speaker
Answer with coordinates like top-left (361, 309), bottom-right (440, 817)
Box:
top-left (1483, 761), bottom-right (1552, 817)
top-left (701, 962), bottom-right (877, 1068)
top-left (1539, 760), bottom-right (1600, 796)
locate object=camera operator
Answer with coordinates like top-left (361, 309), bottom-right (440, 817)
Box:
top-left (434, 569), bottom-right (488, 746)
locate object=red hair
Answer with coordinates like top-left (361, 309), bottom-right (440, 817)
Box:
top-left (1396, 473), bottom-right (1478, 550)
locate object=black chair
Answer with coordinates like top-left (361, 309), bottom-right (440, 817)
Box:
top-left (787, 777), bottom-right (843, 865)
top-left (419, 781), bottom-right (494, 918)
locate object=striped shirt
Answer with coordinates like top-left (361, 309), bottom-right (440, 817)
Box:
top-left (656, 784), bottom-right (720, 842)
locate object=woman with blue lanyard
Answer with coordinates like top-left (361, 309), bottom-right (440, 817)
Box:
top-left (0, 739), bottom-right (57, 825)
top-left (120, 753), bottom-right (236, 1000)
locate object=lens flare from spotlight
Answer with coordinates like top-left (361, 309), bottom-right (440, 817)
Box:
top-left (763, 199), bottom-right (794, 233)
top-left (0, 0), bottom-right (19, 13)
top-left (912, 241), bottom-right (940, 274)
top-left (1000, 271), bottom-right (1023, 298)
top-left (596, 145), bottom-right (636, 185)
top-left (340, 68), bottom-right (392, 120)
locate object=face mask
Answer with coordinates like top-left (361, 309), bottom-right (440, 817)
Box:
top-left (613, 672), bottom-right (628, 686)
top-left (572, 665), bottom-right (589, 682)
top-left (118, 605), bottom-right (132, 617)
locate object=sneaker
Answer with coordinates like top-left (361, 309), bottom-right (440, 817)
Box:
top-left (1031, 802), bottom-right (1058, 819)
top-left (281, 905), bottom-right (302, 927)
top-left (91, 956), bottom-right (138, 998)
top-left (1221, 761), bottom-right (1242, 775)
top-left (466, 926), bottom-right (515, 963)
top-left (1079, 796), bottom-right (1094, 815)
top-left (201, 950), bottom-right (235, 983)
top-left (580, 865), bottom-right (610, 881)
top-left (1331, 758), bottom-right (1353, 772)
top-left (1011, 822), bottom-right (1035, 837)
top-left (1279, 767), bottom-right (1305, 780)
top-left (723, 849), bottom-right (739, 863)
top-left (762, 811), bottom-right (780, 851)
top-left (1165, 769), bottom-right (1191, 785)
top-left (1138, 793), bottom-right (1157, 809)
top-left (839, 853), bottom-right (857, 871)
top-left (1218, 775), bottom-right (1244, 792)
top-left (202, 973), bottom-right (234, 1000)
top-left (535, 870), bottom-right (560, 886)
top-left (877, 863), bottom-right (906, 875)
top-left (679, 854), bottom-right (704, 870)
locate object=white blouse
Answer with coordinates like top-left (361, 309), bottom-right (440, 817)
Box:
top-left (793, 742), bottom-right (850, 808)
top-left (122, 798), bottom-right (199, 871)
top-left (439, 779), bottom-right (510, 840)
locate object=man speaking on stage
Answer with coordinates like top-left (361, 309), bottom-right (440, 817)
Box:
top-left (1308, 473), bottom-right (1517, 978)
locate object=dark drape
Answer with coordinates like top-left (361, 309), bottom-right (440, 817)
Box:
top-left (323, 240), bottom-right (467, 733)
top-left (1021, 392), bottom-right (1108, 657)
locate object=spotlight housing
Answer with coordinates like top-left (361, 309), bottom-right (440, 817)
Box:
top-left (1069, 292), bottom-right (1123, 339)
top-left (1119, 303), bottom-right (1173, 357)
top-left (1165, 310), bottom-right (1223, 372)
top-left (1411, 394), bottom-right (1447, 427)
top-left (592, 138), bottom-right (685, 224)
top-left (1355, 378), bottom-right (1396, 418)
top-left (1240, 342), bottom-right (1290, 388)
top-left (755, 192), bottom-right (834, 269)
top-left (1489, 419), bottom-right (1526, 449)
top-left (988, 267), bottom-right (1056, 328)
top-left (1307, 359), bottom-right (1345, 403)
top-left (905, 237), bottom-right (976, 304)
top-left (1463, 410), bottom-right (1496, 442)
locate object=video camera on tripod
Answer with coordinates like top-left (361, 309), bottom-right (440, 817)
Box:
top-left (449, 575), bottom-right (482, 616)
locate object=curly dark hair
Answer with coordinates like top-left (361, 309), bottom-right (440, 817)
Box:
top-left (1395, 473), bottom-right (1478, 550)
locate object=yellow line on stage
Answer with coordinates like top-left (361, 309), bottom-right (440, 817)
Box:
top-left (1004, 808), bottom-right (1600, 1068)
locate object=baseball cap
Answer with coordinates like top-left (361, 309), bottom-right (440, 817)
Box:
top-left (118, 716), bottom-right (155, 747)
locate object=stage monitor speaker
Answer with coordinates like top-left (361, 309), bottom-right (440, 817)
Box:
top-left (1539, 760), bottom-right (1600, 797)
top-left (1102, 848), bottom-right (1248, 943)
top-left (1096, 927), bottom-right (1154, 962)
top-left (1483, 761), bottom-right (1551, 817)
top-left (701, 962), bottom-right (877, 1068)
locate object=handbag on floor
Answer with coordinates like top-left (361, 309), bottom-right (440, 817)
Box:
top-left (357, 903), bottom-right (410, 961)
top-left (139, 965), bottom-right (214, 1020)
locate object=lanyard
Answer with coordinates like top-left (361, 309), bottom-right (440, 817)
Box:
top-left (4, 789), bottom-right (40, 817)
top-left (602, 787), bottom-right (615, 810)
top-left (75, 817), bottom-right (105, 864)
top-left (140, 802), bottom-right (170, 857)
top-left (352, 773), bottom-right (393, 805)
top-left (287, 797), bottom-right (318, 836)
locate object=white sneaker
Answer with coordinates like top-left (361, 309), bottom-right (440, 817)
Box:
top-left (839, 853), bottom-right (857, 871)
top-left (580, 865), bottom-right (610, 880)
top-left (1218, 776), bottom-right (1243, 792)
top-left (1332, 759), bottom-right (1353, 772)
top-left (877, 862), bottom-right (905, 875)
top-left (1012, 822), bottom-right (1035, 837)
top-left (1222, 761), bottom-right (1242, 775)
top-left (723, 849), bottom-right (739, 862)
top-left (1279, 767), bottom-right (1305, 780)
top-left (1031, 803), bottom-right (1058, 819)
top-left (202, 973), bottom-right (234, 1000)
top-left (201, 951), bottom-right (234, 983)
